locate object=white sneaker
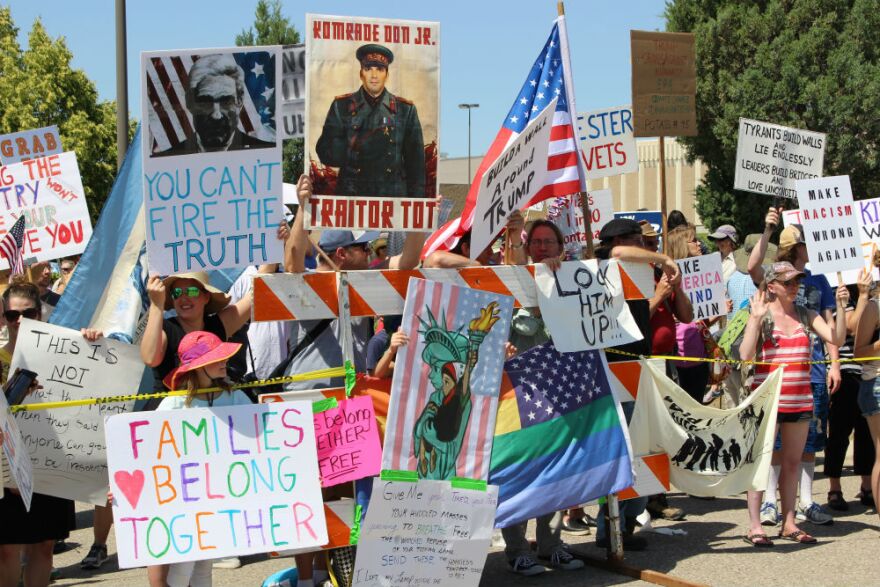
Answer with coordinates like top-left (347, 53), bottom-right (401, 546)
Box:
top-left (760, 501), bottom-right (779, 526)
top-left (213, 556), bottom-right (242, 569)
top-left (508, 554), bottom-right (545, 576)
top-left (796, 502), bottom-right (834, 525)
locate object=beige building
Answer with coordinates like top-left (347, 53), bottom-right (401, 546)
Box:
top-left (438, 137), bottom-right (707, 228)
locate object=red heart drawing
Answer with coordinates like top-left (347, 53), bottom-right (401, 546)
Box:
top-left (114, 470), bottom-right (145, 508)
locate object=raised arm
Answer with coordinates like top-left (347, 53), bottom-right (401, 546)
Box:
top-left (140, 276), bottom-right (168, 367)
top-left (285, 175), bottom-right (313, 274)
top-left (854, 270), bottom-right (879, 358)
top-left (738, 289), bottom-right (769, 362)
top-left (808, 285), bottom-right (849, 348)
top-left (748, 207), bottom-right (780, 285)
top-left (389, 231), bottom-right (428, 270)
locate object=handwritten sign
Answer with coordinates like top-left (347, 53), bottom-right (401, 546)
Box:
top-left (630, 30), bottom-right (697, 137)
top-left (315, 396), bottom-right (381, 487)
top-left (303, 195), bottom-right (440, 232)
top-left (783, 200), bottom-right (880, 285)
top-left (8, 320), bottom-right (141, 504)
top-left (0, 152), bottom-right (93, 268)
top-left (734, 118), bottom-right (825, 199)
top-left (0, 126), bottom-right (62, 165)
top-left (677, 252), bottom-right (725, 320)
top-left (0, 390), bottom-right (33, 511)
top-left (141, 47), bottom-right (284, 274)
top-left (352, 478), bottom-right (498, 587)
top-left (469, 99), bottom-right (556, 258)
top-left (548, 190), bottom-right (614, 258)
top-left (795, 175), bottom-right (863, 275)
top-left (577, 106), bottom-right (638, 178)
top-left (106, 401), bottom-right (327, 568)
top-left (281, 44), bottom-right (305, 139)
top-left (535, 259), bottom-right (643, 351)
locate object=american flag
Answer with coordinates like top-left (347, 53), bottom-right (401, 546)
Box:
top-left (145, 51), bottom-right (277, 154)
top-left (382, 278), bottom-right (514, 481)
top-left (504, 343), bottom-right (612, 428)
top-left (422, 16), bottom-right (585, 256)
top-left (0, 216), bottom-right (26, 278)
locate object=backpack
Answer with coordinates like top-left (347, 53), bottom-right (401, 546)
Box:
top-left (729, 304), bottom-right (814, 376)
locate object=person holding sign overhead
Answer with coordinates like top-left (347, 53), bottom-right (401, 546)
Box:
top-left (0, 281), bottom-right (75, 587)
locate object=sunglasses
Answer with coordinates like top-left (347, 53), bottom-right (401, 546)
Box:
top-left (4, 308), bottom-right (39, 322)
top-left (775, 278), bottom-right (800, 287)
top-left (346, 243), bottom-right (370, 252)
top-left (171, 286), bottom-right (204, 300)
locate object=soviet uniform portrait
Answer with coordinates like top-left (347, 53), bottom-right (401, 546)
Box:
top-left (315, 43), bottom-right (426, 198)
top-left (153, 53), bottom-right (275, 157)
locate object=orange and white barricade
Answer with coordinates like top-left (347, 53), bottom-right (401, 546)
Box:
top-left (617, 453), bottom-right (671, 501)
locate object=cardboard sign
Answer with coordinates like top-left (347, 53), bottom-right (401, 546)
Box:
top-left (106, 401), bottom-right (327, 568)
top-left (141, 47), bottom-right (285, 274)
top-left (677, 252), bottom-right (726, 320)
top-left (0, 152), bottom-right (93, 268)
top-left (352, 478), bottom-right (498, 587)
top-left (630, 30), bottom-right (697, 137)
top-left (303, 195), bottom-right (440, 231)
top-left (382, 278), bottom-right (513, 481)
top-left (306, 14), bottom-right (440, 230)
top-left (0, 390), bottom-right (33, 511)
top-left (0, 126), bottom-right (62, 165)
top-left (547, 189), bottom-right (614, 258)
top-left (734, 118), bottom-right (825, 199)
top-left (783, 200), bottom-right (880, 285)
top-left (577, 106), bottom-right (638, 178)
top-left (280, 44), bottom-right (306, 139)
top-left (314, 396), bottom-right (381, 487)
top-left (535, 259), bottom-right (643, 351)
top-left (794, 175), bottom-right (863, 275)
top-left (615, 210), bottom-right (663, 233)
top-left (470, 100), bottom-right (556, 258)
top-left (8, 320), bottom-right (141, 504)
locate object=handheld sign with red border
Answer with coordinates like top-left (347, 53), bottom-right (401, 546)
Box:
top-left (794, 175), bottom-right (863, 275)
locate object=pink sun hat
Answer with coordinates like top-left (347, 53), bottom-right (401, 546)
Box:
top-left (163, 331), bottom-right (241, 390)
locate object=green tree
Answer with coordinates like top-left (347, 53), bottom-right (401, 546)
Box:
top-left (666, 0), bottom-right (880, 237)
top-left (236, 0), bottom-right (303, 185)
top-left (0, 8), bottom-right (132, 221)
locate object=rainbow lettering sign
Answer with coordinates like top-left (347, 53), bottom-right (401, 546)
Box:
top-left (105, 401), bottom-right (327, 568)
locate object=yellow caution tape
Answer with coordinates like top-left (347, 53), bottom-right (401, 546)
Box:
top-left (604, 347), bottom-right (877, 367)
top-left (8, 366), bottom-right (346, 413)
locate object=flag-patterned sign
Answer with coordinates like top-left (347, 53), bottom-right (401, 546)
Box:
top-left (423, 16), bottom-right (584, 256)
top-left (382, 278), bottom-right (514, 481)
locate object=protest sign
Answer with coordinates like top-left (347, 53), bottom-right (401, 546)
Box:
top-left (301, 195), bottom-right (440, 231)
top-left (352, 478), bottom-right (498, 587)
top-left (535, 259), bottom-right (643, 351)
top-left (281, 44), bottom-right (305, 139)
top-left (305, 14), bottom-right (440, 231)
top-left (0, 152), bottom-right (93, 268)
top-left (0, 389), bottom-right (33, 510)
top-left (577, 106), bottom-right (638, 178)
top-left (631, 359), bottom-right (782, 496)
top-left (106, 401), bottom-right (327, 568)
top-left (141, 47), bottom-right (284, 274)
top-left (783, 200), bottom-right (880, 285)
top-left (734, 118), bottom-right (825, 199)
top-left (7, 320), bottom-right (142, 504)
top-left (314, 396), bottom-right (381, 487)
top-left (0, 126), bottom-right (62, 165)
top-left (547, 189), bottom-right (614, 258)
top-left (469, 100), bottom-right (555, 258)
top-left (383, 278), bottom-right (513, 481)
top-left (630, 31), bottom-right (697, 138)
top-left (794, 175), bottom-right (863, 275)
top-left (615, 210), bottom-right (662, 234)
top-left (677, 252), bottom-right (725, 320)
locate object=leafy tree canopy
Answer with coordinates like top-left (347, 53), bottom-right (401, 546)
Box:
top-left (666, 0), bottom-right (880, 237)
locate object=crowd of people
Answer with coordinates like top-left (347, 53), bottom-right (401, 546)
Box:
top-left (0, 177), bottom-right (878, 586)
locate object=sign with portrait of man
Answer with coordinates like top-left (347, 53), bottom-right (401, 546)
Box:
top-left (305, 14), bottom-right (440, 232)
top-left (140, 47), bottom-right (285, 275)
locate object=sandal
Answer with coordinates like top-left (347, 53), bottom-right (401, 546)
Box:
top-left (859, 488), bottom-right (875, 509)
top-left (827, 490), bottom-right (849, 512)
top-left (778, 530), bottom-right (817, 544)
top-left (743, 532), bottom-right (774, 547)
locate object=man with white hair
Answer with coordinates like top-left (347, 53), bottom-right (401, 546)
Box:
top-left (157, 53), bottom-right (274, 155)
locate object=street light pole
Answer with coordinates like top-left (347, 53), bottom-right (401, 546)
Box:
top-left (458, 103), bottom-right (479, 183)
top-left (115, 0), bottom-right (128, 170)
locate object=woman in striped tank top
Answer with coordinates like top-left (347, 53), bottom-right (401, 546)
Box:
top-left (739, 262), bottom-right (848, 546)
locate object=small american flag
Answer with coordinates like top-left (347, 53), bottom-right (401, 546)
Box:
top-left (145, 51), bottom-right (276, 154)
top-left (504, 343), bottom-right (612, 428)
top-left (423, 16), bottom-right (585, 256)
top-left (0, 216), bottom-right (26, 279)
top-left (383, 278), bottom-right (514, 481)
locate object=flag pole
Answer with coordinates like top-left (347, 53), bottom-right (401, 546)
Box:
top-left (556, 1), bottom-right (595, 260)
top-left (659, 136), bottom-right (668, 253)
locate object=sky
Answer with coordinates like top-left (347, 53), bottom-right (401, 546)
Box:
top-left (7, 0), bottom-right (667, 158)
